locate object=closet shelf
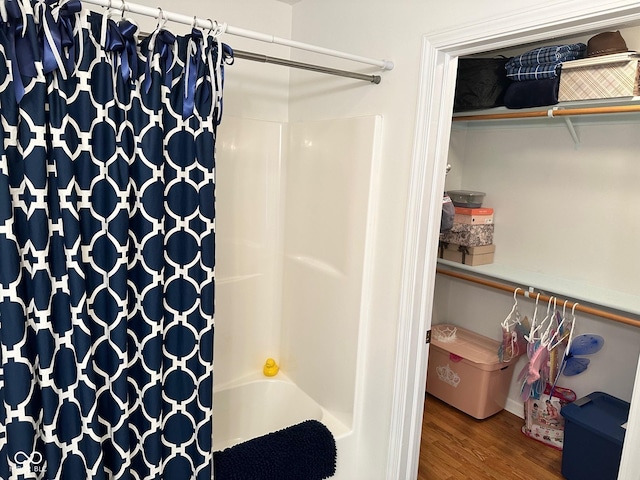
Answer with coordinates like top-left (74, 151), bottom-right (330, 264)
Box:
top-left (436, 259), bottom-right (640, 321)
top-left (452, 97), bottom-right (640, 145)
top-left (452, 96), bottom-right (640, 125)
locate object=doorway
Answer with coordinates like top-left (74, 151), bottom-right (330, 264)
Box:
top-left (394, 3), bottom-right (640, 479)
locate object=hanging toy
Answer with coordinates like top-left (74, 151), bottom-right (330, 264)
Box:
top-left (549, 303), bottom-right (604, 397)
top-left (560, 333), bottom-right (604, 376)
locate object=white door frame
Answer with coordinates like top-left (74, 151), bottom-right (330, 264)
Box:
top-left (391, 2), bottom-right (640, 479)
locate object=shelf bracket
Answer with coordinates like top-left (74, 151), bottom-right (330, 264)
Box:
top-left (563, 117), bottom-right (580, 147)
top-left (547, 107), bottom-right (580, 146)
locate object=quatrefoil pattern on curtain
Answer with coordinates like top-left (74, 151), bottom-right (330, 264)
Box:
top-left (0, 4), bottom-right (228, 479)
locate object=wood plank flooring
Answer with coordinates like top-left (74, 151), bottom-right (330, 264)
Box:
top-left (418, 396), bottom-right (565, 480)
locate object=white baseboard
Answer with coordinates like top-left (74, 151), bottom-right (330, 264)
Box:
top-left (505, 397), bottom-right (524, 419)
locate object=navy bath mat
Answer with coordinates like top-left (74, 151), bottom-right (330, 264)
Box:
top-left (213, 419), bottom-right (337, 480)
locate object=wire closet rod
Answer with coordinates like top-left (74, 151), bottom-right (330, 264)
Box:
top-left (81, 0), bottom-right (394, 74)
top-left (453, 104), bottom-right (640, 121)
top-left (436, 267), bottom-right (640, 329)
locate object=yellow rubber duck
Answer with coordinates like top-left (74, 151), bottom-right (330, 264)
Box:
top-left (263, 358), bottom-right (279, 377)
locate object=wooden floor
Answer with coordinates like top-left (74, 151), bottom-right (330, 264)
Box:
top-left (417, 396), bottom-right (565, 480)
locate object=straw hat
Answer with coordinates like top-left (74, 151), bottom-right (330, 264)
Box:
top-left (587, 30), bottom-right (630, 57)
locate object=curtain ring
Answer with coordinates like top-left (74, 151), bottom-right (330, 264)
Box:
top-left (214, 21), bottom-right (227, 38)
top-left (206, 18), bottom-right (215, 35)
top-left (102, 0), bottom-right (112, 17)
top-left (156, 7), bottom-right (168, 29)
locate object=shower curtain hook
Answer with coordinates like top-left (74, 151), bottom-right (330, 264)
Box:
top-left (119, 0), bottom-right (128, 18)
top-left (215, 21), bottom-right (227, 37)
top-left (205, 19), bottom-right (225, 38)
top-left (191, 15), bottom-right (197, 29)
top-left (103, 0), bottom-right (113, 17)
top-left (156, 7), bottom-right (167, 29)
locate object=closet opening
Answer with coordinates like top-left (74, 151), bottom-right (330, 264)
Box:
top-left (394, 4), bottom-right (640, 480)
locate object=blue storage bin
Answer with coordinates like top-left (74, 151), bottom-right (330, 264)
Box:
top-left (560, 392), bottom-right (630, 480)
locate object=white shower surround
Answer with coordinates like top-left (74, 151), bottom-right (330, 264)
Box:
top-left (215, 114), bottom-right (382, 478)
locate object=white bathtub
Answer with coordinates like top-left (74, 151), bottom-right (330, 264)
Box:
top-left (213, 374), bottom-right (350, 452)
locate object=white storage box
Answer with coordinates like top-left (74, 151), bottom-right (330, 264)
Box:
top-left (559, 53), bottom-right (640, 101)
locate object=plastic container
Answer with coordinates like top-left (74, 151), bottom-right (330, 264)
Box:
top-left (560, 392), bottom-right (629, 480)
top-left (426, 324), bottom-right (515, 419)
top-left (446, 190), bottom-right (486, 208)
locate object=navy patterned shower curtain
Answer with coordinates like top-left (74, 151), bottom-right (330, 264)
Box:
top-left (0, 1), bottom-right (231, 478)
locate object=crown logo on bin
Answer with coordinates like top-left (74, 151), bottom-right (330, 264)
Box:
top-left (436, 364), bottom-right (461, 387)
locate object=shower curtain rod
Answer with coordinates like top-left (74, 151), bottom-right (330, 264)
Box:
top-left (233, 49), bottom-right (381, 84)
top-left (436, 267), bottom-right (640, 329)
top-left (81, 0), bottom-right (394, 75)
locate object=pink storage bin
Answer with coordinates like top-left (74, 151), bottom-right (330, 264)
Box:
top-left (426, 324), bottom-right (516, 419)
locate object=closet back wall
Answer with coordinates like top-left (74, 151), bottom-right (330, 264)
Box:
top-left (439, 118), bottom-right (640, 412)
top-left (448, 122), bottom-right (639, 294)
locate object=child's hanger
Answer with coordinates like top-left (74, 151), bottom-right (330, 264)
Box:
top-left (548, 300), bottom-right (570, 351)
top-left (540, 296), bottom-right (557, 347)
top-left (524, 293), bottom-right (542, 342)
top-left (502, 287), bottom-right (522, 329)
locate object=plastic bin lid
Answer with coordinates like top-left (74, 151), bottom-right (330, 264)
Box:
top-left (431, 324), bottom-right (502, 366)
top-left (561, 391), bottom-right (630, 446)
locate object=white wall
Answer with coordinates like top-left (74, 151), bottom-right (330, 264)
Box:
top-left (447, 121), bottom-right (639, 296)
